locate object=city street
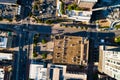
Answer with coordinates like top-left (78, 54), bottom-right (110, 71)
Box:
top-left (11, 28), bottom-right (30, 80)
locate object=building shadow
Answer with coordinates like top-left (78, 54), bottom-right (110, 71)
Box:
top-left (91, 0), bottom-right (120, 22)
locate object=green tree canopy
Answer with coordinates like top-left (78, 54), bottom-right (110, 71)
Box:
top-left (41, 53), bottom-right (47, 59)
top-left (115, 36), bottom-right (120, 44)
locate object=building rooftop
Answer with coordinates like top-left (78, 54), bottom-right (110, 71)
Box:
top-left (102, 45), bottom-right (120, 51)
top-left (80, 0), bottom-right (97, 2)
top-left (0, 0), bottom-right (17, 5)
top-left (0, 68), bottom-right (4, 80)
top-left (0, 52), bottom-right (13, 61)
top-left (29, 64), bottom-right (47, 80)
top-left (78, 2), bottom-right (95, 11)
top-left (48, 64), bottom-right (87, 80)
top-left (53, 36), bottom-right (89, 65)
top-left (67, 10), bottom-right (92, 22)
top-left (98, 45), bottom-right (120, 72)
top-left (98, 45), bottom-right (120, 80)
top-left (0, 37), bottom-right (8, 48)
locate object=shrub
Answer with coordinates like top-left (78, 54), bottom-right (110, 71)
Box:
top-left (33, 34), bottom-right (39, 45)
top-left (33, 52), bottom-right (38, 57)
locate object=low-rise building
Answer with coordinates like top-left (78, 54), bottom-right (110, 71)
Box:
top-left (98, 45), bottom-right (120, 80)
top-left (0, 36), bottom-right (12, 48)
top-left (77, 0), bottom-right (98, 3)
top-left (0, 0), bottom-right (17, 5)
top-left (0, 37), bottom-right (8, 48)
top-left (29, 64), bottom-right (47, 80)
top-left (53, 36), bottom-right (89, 65)
top-left (66, 0), bottom-right (98, 23)
top-left (67, 10), bottom-right (92, 23)
top-left (0, 52), bottom-right (13, 61)
top-left (47, 63), bottom-right (87, 80)
top-left (0, 68), bottom-right (4, 80)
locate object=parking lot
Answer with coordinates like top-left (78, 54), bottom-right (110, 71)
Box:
top-left (0, 4), bottom-right (17, 20)
top-left (32, 0), bottom-right (57, 19)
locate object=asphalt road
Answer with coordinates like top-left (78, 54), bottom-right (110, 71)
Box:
top-left (11, 28), bottom-right (28, 80)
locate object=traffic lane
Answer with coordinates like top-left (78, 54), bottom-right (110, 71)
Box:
top-left (18, 31), bottom-right (32, 80)
top-left (87, 38), bottom-right (94, 80)
top-left (25, 32), bottom-right (34, 80)
top-left (0, 24), bottom-right (22, 34)
top-left (14, 30), bottom-right (27, 80)
top-left (18, 50), bottom-right (27, 80)
top-left (29, 24), bottom-right (52, 34)
top-left (15, 33), bottom-right (23, 80)
top-left (11, 51), bottom-right (18, 80)
top-left (12, 35), bottom-right (19, 48)
top-left (18, 32), bottom-right (28, 80)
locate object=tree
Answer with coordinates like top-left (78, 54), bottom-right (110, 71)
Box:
top-left (0, 17), bottom-right (3, 21)
top-left (45, 20), bottom-right (53, 24)
top-left (6, 18), bottom-right (13, 22)
top-left (68, 3), bottom-right (78, 11)
top-left (85, 27), bottom-right (88, 30)
top-left (33, 52), bottom-right (38, 57)
top-left (33, 4), bottom-right (38, 10)
top-left (41, 39), bottom-right (47, 44)
top-left (115, 36), bottom-right (120, 44)
top-left (41, 53), bottom-right (47, 59)
top-left (60, 2), bottom-right (65, 14)
top-left (29, 12), bottom-right (33, 17)
top-left (115, 25), bottom-right (120, 29)
top-left (15, 15), bottom-right (20, 20)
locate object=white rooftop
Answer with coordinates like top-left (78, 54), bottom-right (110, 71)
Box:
top-left (67, 10), bottom-right (92, 22)
top-left (0, 53), bottom-right (13, 61)
top-left (80, 0), bottom-right (97, 2)
top-left (0, 37), bottom-right (8, 48)
top-left (48, 64), bottom-right (87, 80)
top-left (29, 64), bottom-right (47, 80)
top-left (0, 0), bottom-right (17, 5)
top-left (0, 68), bottom-right (4, 80)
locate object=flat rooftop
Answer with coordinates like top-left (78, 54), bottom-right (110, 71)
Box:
top-left (29, 64), bottom-right (47, 80)
top-left (53, 36), bottom-right (89, 65)
top-left (79, 2), bottom-right (95, 11)
top-left (48, 64), bottom-right (87, 80)
top-left (0, 68), bottom-right (4, 80)
top-left (0, 37), bottom-right (8, 48)
top-left (0, 0), bottom-right (16, 4)
top-left (0, 52), bottom-right (13, 61)
top-left (80, 0), bottom-right (97, 2)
